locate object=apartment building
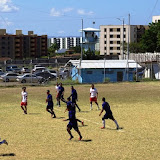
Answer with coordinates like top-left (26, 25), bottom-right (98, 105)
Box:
top-left (152, 16), bottom-right (160, 23)
top-left (100, 25), bottom-right (148, 56)
top-left (49, 37), bottom-right (81, 50)
top-left (0, 29), bottom-right (47, 59)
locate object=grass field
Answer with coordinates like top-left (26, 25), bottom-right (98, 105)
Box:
top-left (0, 82), bottom-right (160, 160)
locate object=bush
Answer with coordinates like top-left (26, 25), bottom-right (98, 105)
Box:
top-left (104, 77), bottom-right (110, 83)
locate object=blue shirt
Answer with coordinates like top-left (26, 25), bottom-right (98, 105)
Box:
top-left (67, 101), bottom-right (75, 111)
top-left (47, 94), bottom-right (53, 106)
top-left (58, 86), bottom-right (64, 95)
top-left (102, 102), bottom-right (112, 114)
top-left (71, 89), bottom-right (77, 100)
top-left (68, 110), bottom-right (76, 122)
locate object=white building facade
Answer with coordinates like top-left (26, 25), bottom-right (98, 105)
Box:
top-left (49, 37), bottom-right (81, 49)
top-left (152, 16), bottom-right (160, 23)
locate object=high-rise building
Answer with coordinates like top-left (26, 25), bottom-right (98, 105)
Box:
top-left (0, 29), bottom-right (47, 59)
top-left (100, 25), bottom-right (148, 56)
top-left (49, 37), bottom-right (81, 50)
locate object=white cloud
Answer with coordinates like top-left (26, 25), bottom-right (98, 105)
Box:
top-left (0, 0), bottom-right (19, 12)
top-left (50, 7), bottom-right (73, 17)
top-left (77, 9), bottom-right (94, 16)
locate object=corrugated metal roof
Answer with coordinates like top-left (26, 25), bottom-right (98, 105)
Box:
top-left (68, 60), bottom-right (141, 69)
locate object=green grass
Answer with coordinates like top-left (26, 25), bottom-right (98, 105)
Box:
top-left (0, 82), bottom-right (160, 160)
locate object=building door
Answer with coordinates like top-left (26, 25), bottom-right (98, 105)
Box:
top-left (117, 72), bottom-right (123, 82)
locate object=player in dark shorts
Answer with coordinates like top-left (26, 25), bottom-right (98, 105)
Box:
top-left (46, 90), bottom-right (56, 118)
top-left (0, 138), bottom-right (8, 145)
top-left (57, 83), bottom-right (66, 106)
top-left (99, 97), bottom-right (120, 129)
top-left (64, 97), bottom-right (84, 125)
top-left (69, 86), bottom-right (81, 112)
top-left (63, 103), bottom-right (82, 140)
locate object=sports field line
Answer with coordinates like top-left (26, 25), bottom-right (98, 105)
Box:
top-left (14, 95), bottom-right (124, 132)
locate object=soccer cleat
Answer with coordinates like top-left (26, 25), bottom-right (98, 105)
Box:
top-left (82, 121), bottom-right (84, 126)
top-left (4, 140), bottom-right (8, 145)
top-left (79, 136), bottom-right (82, 141)
top-left (79, 109), bottom-right (81, 112)
top-left (101, 126), bottom-right (105, 129)
top-left (53, 116), bottom-right (56, 118)
top-left (69, 136), bottom-right (74, 140)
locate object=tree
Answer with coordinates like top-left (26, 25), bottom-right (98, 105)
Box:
top-left (48, 43), bottom-right (59, 57)
top-left (140, 21), bottom-right (160, 52)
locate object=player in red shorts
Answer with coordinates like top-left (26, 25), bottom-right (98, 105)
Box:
top-left (21, 87), bottom-right (28, 114)
top-left (90, 84), bottom-right (99, 110)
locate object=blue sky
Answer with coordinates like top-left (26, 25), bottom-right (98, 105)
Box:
top-left (0, 0), bottom-right (160, 36)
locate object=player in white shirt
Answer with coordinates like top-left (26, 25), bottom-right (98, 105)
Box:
top-left (55, 83), bottom-right (60, 105)
top-left (21, 87), bottom-right (28, 114)
top-left (90, 84), bottom-right (99, 110)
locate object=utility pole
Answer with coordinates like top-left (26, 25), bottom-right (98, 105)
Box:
top-left (127, 14), bottom-right (130, 81)
top-left (80, 19), bottom-right (83, 78)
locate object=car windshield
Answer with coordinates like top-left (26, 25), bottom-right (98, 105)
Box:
top-left (12, 66), bottom-right (18, 69)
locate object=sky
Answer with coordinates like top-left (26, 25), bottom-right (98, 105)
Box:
top-left (0, 0), bottom-right (160, 37)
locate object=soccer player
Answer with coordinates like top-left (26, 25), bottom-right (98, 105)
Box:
top-left (46, 90), bottom-right (56, 118)
top-left (63, 103), bottom-right (82, 141)
top-left (99, 97), bottom-right (120, 130)
top-left (0, 138), bottom-right (8, 145)
top-left (69, 86), bottom-right (81, 112)
top-left (21, 87), bottom-right (28, 114)
top-left (55, 83), bottom-right (60, 105)
top-left (57, 83), bottom-right (66, 106)
top-left (64, 97), bottom-right (84, 126)
top-left (90, 84), bottom-right (99, 110)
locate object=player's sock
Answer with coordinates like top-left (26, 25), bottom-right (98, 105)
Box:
top-left (114, 120), bottom-right (119, 129)
top-left (75, 104), bottom-right (81, 112)
top-left (102, 120), bottom-right (105, 128)
top-left (90, 104), bottom-right (92, 110)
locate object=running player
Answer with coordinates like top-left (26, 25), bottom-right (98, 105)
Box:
top-left (57, 83), bottom-right (66, 106)
top-left (69, 86), bottom-right (81, 112)
top-left (64, 97), bottom-right (84, 126)
top-left (55, 83), bottom-right (60, 105)
top-left (63, 103), bottom-right (82, 141)
top-left (0, 138), bottom-right (8, 145)
top-left (46, 90), bottom-right (56, 118)
top-left (21, 87), bottom-right (28, 114)
top-left (99, 97), bottom-right (120, 129)
top-left (90, 84), bottom-right (99, 110)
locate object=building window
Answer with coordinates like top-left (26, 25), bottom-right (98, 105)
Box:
top-left (117, 28), bottom-right (120, 32)
top-left (110, 28), bottom-right (113, 32)
top-left (117, 47), bottom-right (120, 50)
top-left (117, 41), bottom-right (120, 44)
top-left (117, 35), bottom-right (120, 38)
top-left (104, 41), bottom-right (106, 44)
top-left (104, 47), bottom-right (107, 50)
top-left (110, 47), bottom-right (113, 50)
top-left (124, 35), bottom-right (126, 38)
top-left (110, 53), bottom-right (113, 55)
top-left (117, 53), bottom-right (120, 55)
top-left (87, 71), bottom-right (93, 74)
top-left (104, 35), bottom-right (107, 38)
top-left (110, 41), bottom-right (113, 44)
top-left (110, 35), bottom-right (113, 38)
top-left (104, 28), bottom-right (106, 32)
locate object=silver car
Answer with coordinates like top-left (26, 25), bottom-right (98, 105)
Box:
top-left (16, 73), bottom-right (43, 83)
top-left (0, 73), bottom-right (18, 82)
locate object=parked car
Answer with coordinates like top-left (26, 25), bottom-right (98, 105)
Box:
top-left (6, 66), bottom-right (21, 73)
top-left (35, 71), bottom-right (56, 80)
top-left (0, 69), bottom-right (4, 76)
top-left (21, 67), bottom-right (30, 74)
top-left (0, 73), bottom-right (18, 82)
top-left (49, 70), bottom-right (57, 77)
top-left (32, 67), bottom-right (46, 73)
top-left (16, 73), bottom-right (43, 83)
top-left (59, 68), bottom-right (70, 79)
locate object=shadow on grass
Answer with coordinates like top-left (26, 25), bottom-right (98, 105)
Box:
top-left (78, 124), bottom-right (88, 127)
top-left (28, 113), bottom-right (41, 115)
top-left (106, 127), bottom-right (124, 131)
top-left (74, 139), bottom-right (92, 142)
top-left (56, 117), bottom-right (65, 119)
top-left (0, 153), bottom-right (16, 157)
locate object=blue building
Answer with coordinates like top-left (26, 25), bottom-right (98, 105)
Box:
top-left (66, 60), bottom-right (141, 83)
